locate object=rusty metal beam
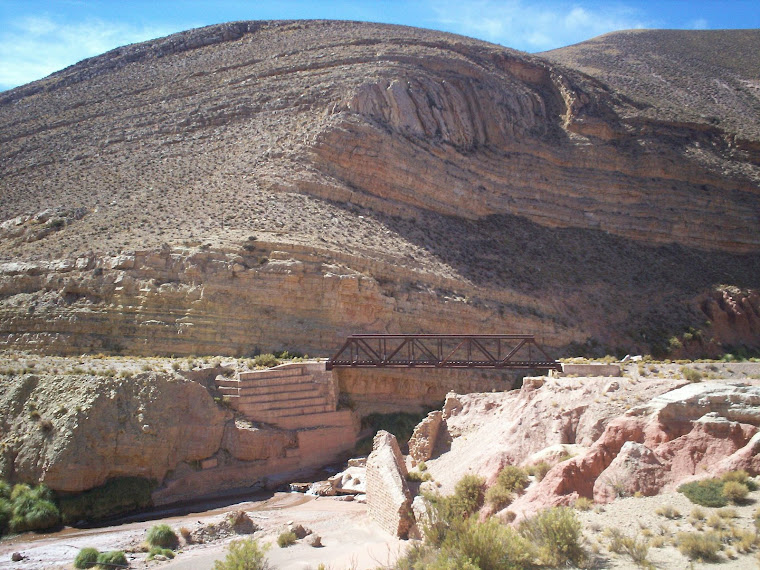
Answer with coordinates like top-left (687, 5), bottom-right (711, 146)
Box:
top-left (325, 334), bottom-right (561, 371)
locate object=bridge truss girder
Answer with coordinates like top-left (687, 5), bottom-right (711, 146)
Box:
top-left (325, 334), bottom-right (561, 371)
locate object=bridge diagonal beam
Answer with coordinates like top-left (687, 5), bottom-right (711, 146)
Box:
top-left (356, 338), bottom-right (383, 364)
top-left (439, 339), bottom-right (468, 366)
top-left (412, 338), bottom-right (441, 363)
top-left (498, 338), bottom-right (529, 367)
top-left (470, 338), bottom-right (497, 363)
top-left (383, 338), bottom-right (411, 364)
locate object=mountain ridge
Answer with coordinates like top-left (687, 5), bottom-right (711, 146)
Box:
top-left (0, 20), bottom-right (758, 357)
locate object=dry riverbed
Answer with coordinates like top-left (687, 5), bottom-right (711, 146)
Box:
top-left (0, 492), bottom-right (405, 570)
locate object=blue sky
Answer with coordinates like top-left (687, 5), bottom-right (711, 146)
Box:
top-left (1, 0), bottom-right (759, 91)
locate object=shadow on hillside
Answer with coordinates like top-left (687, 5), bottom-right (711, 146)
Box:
top-left (340, 202), bottom-right (760, 353)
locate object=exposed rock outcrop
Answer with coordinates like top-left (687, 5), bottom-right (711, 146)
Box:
top-left (0, 368), bottom-right (359, 504)
top-left (408, 411), bottom-right (444, 465)
top-left (366, 431), bottom-right (416, 539)
top-left (417, 372), bottom-right (760, 519)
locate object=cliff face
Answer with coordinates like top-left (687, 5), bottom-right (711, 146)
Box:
top-left (0, 20), bottom-right (758, 356)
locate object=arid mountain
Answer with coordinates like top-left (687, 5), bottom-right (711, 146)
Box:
top-left (542, 29), bottom-right (760, 142)
top-left (0, 21), bottom-right (758, 358)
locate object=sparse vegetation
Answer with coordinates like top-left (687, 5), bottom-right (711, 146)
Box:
top-left (59, 477), bottom-right (154, 524)
top-left (573, 497), bottom-right (593, 511)
top-left (74, 547), bottom-right (100, 569)
top-left (679, 477), bottom-right (728, 507)
top-left (655, 504), bottom-right (680, 519)
top-left (277, 530), bottom-right (297, 547)
top-left (680, 366), bottom-right (703, 382)
top-left (526, 461), bottom-right (552, 481)
top-left (147, 546), bottom-right (175, 560)
top-left (405, 474), bottom-right (585, 569)
top-left (213, 538), bottom-right (271, 570)
top-left (607, 530), bottom-right (653, 568)
top-left (406, 470), bottom-right (432, 482)
top-left (485, 465), bottom-right (529, 511)
top-left (95, 550), bottom-right (128, 568)
top-left (677, 531), bottom-right (721, 561)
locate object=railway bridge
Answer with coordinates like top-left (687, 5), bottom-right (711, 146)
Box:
top-left (325, 334), bottom-right (561, 371)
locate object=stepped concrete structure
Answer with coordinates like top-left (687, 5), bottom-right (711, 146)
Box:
top-left (215, 362), bottom-right (356, 430)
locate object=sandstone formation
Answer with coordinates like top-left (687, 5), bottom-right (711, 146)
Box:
top-left (0, 21), bottom-right (758, 357)
top-left (408, 410), bottom-right (444, 465)
top-left (366, 430), bottom-right (417, 539)
top-left (410, 369), bottom-right (760, 520)
top-left (0, 365), bottom-right (360, 505)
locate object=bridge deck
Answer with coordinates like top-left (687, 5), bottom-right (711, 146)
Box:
top-left (326, 334), bottom-right (561, 371)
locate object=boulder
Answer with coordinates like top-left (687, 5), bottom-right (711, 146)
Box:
top-left (328, 465), bottom-right (366, 494)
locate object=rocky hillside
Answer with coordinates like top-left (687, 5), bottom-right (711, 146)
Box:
top-left (0, 21), bottom-right (758, 357)
top-left (542, 29), bottom-right (760, 142)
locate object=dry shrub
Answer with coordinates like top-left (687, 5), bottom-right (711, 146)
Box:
top-left (722, 481), bottom-right (749, 504)
top-left (677, 531), bottom-right (721, 561)
top-left (519, 506), bottom-right (586, 567)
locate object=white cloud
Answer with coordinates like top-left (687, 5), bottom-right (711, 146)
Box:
top-left (0, 15), bottom-right (176, 90)
top-left (430, 0), bottom-right (649, 52)
top-left (687, 18), bottom-right (709, 29)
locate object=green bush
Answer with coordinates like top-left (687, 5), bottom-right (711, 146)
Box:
top-left (495, 466), bottom-right (529, 494)
top-left (10, 492), bottom-right (60, 533)
top-left (677, 531), bottom-right (721, 561)
top-left (59, 477), bottom-right (155, 524)
top-left (486, 466), bottom-right (529, 511)
top-left (10, 484), bottom-right (31, 501)
top-left (407, 471), bottom-right (432, 482)
top-left (449, 475), bottom-right (486, 519)
top-left (213, 538), bottom-right (270, 570)
top-left (519, 506), bottom-right (586, 567)
top-left (678, 478), bottom-right (728, 507)
top-left (0, 480), bottom-right (11, 499)
top-left (0, 498), bottom-right (11, 534)
top-left (147, 546), bottom-right (175, 560)
top-left (277, 530), bottom-right (297, 548)
top-left (681, 366), bottom-right (703, 382)
top-left (252, 353), bottom-right (280, 368)
top-left (445, 517), bottom-right (535, 570)
top-left (74, 547), bottom-right (100, 569)
top-left (418, 492), bottom-right (585, 570)
top-left (146, 524), bottom-right (178, 549)
top-left (484, 485), bottom-right (514, 511)
top-left (96, 550), bottom-right (128, 568)
top-left (722, 481), bottom-right (749, 503)
top-left (526, 461), bottom-right (551, 481)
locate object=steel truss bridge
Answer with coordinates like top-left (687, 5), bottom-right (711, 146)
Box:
top-left (325, 334), bottom-right (561, 371)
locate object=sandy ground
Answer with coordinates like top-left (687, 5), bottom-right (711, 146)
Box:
top-left (0, 493), bottom-right (405, 570)
top-left (579, 490), bottom-right (760, 569)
